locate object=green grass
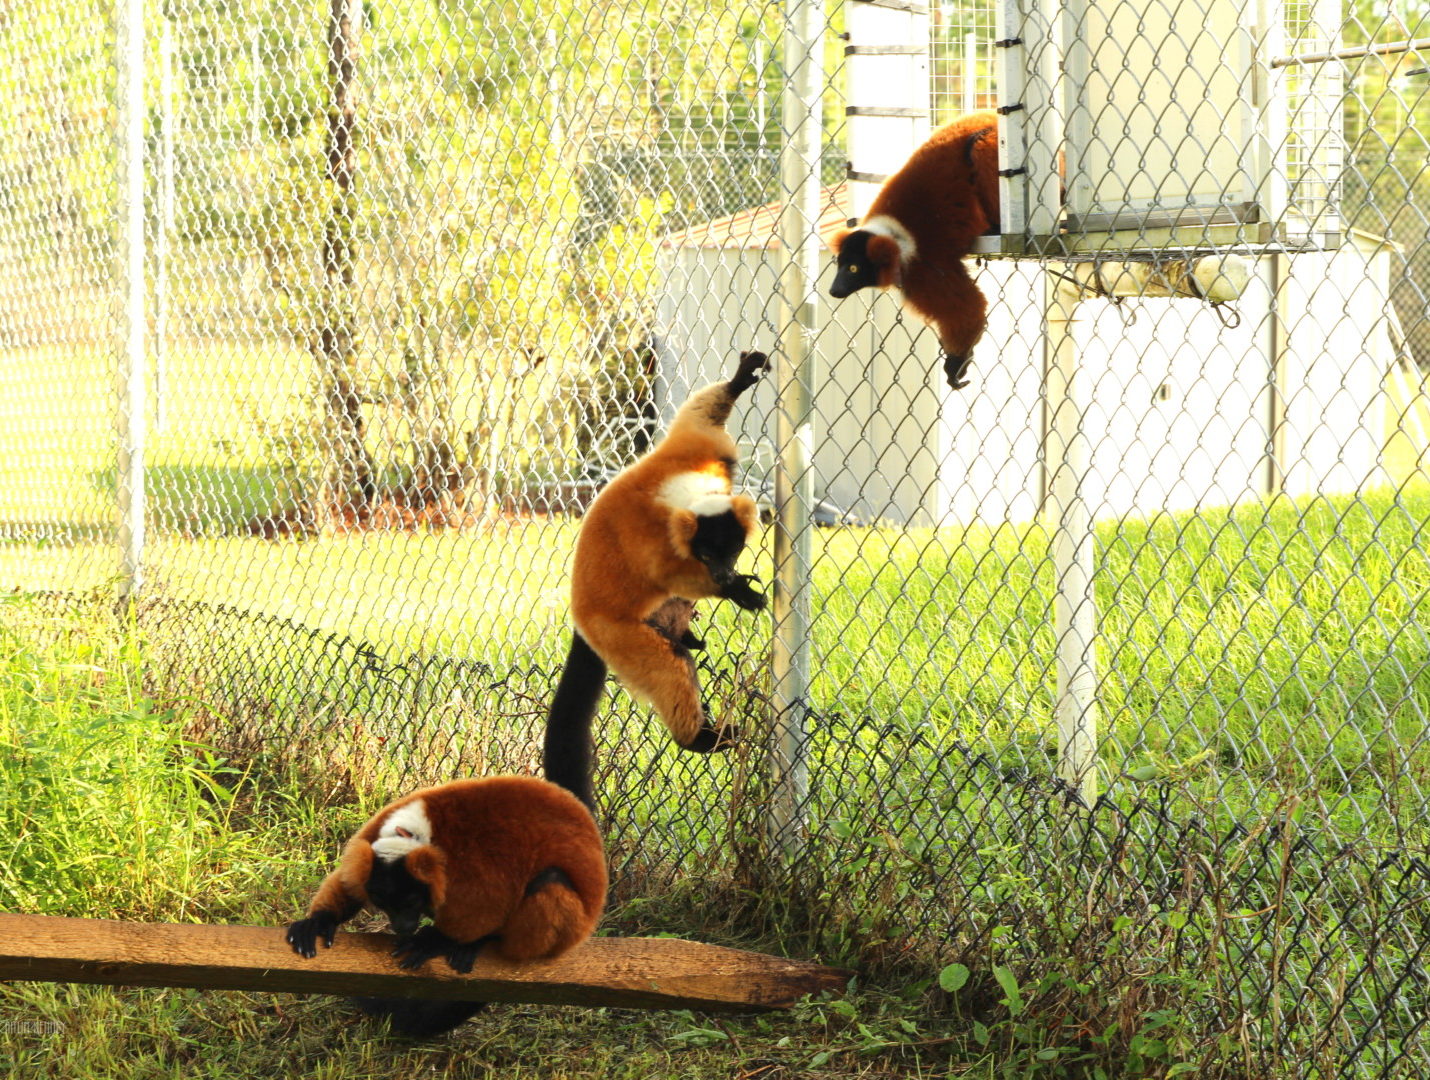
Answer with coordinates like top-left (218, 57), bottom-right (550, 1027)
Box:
top-left (3, 505), bottom-right (1428, 1075)
top-left (0, 342), bottom-right (307, 530)
top-left (0, 620), bottom-right (1003, 1079)
top-left (807, 489), bottom-right (1430, 852)
top-left (0, 337), bottom-right (554, 540)
top-left (1381, 363), bottom-right (1430, 484)
top-left (2, 612), bottom-right (1424, 1078)
top-left (0, 617), bottom-right (307, 924)
top-left (3, 344), bottom-right (1430, 1074)
top-left (10, 481), bottom-right (1427, 843)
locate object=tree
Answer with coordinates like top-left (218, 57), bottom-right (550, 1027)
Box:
top-left (314, 0), bottom-right (376, 518)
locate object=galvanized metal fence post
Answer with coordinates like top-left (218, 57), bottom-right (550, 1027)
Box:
top-left (155, 16), bottom-right (174, 433)
top-left (116, 0), bottom-right (147, 606)
top-left (770, 0), bottom-right (825, 858)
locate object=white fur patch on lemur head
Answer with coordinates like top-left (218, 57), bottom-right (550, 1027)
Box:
top-left (690, 494), bottom-right (734, 518)
top-left (862, 214), bottom-right (917, 263)
top-left (658, 470), bottom-right (730, 512)
top-left (372, 799), bottom-right (431, 862)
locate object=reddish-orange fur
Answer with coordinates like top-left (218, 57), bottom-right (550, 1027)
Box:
top-left (569, 365), bottom-right (762, 747)
top-left (304, 776), bottom-right (606, 961)
top-left (832, 110), bottom-right (1000, 365)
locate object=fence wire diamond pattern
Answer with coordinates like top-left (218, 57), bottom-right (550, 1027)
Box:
top-left (2, 0), bottom-right (1429, 1074)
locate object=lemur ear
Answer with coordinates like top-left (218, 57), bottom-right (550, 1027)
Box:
top-left (404, 846), bottom-right (448, 910)
top-left (668, 509), bottom-right (700, 559)
top-left (830, 227), bottom-right (853, 253)
top-left (338, 838), bottom-right (375, 892)
top-left (730, 493), bottom-right (759, 534)
top-left (865, 234), bottom-right (901, 267)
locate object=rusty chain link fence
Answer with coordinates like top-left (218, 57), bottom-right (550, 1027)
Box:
top-left (2, 0), bottom-right (1429, 1073)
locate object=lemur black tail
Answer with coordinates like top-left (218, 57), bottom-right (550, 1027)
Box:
top-left (342, 635), bottom-right (603, 1040)
top-left (351, 998), bottom-right (488, 1038)
top-left (543, 632), bottom-right (607, 811)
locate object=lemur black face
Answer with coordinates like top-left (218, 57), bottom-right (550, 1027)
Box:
top-left (829, 231), bottom-right (882, 299)
top-left (688, 508), bottom-right (748, 585)
top-left (366, 856), bottom-right (431, 937)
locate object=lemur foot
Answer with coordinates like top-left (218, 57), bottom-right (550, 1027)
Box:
top-left (684, 724), bottom-right (740, 753)
top-left (392, 925), bottom-right (463, 972)
top-left (443, 935), bottom-right (497, 974)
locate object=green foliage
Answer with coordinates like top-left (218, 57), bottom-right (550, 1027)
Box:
top-left (140, 0), bottom-right (793, 499)
top-left (0, 621), bottom-right (263, 921)
top-left (0, 610), bottom-right (933, 1076)
top-left (3, 551), bottom-right (1427, 1076)
top-left (1342, 1), bottom-right (1430, 45)
top-left (938, 962), bottom-right (970, 992)
top-left (0, 0), bottom-right (118, 284)
top-left (1340, 12), bottom-right (1430, 368)
top-left (0, 0), bottom-right (819, 504)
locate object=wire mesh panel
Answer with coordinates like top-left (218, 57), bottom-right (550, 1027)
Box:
top-left (931, 0), bottom-right (997, 121)
top-left (0, 1), bottom-right (120, 549)
top-left (1, 0), bottom-right (1429, 1074)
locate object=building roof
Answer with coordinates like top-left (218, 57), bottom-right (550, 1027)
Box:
top-left (659, 182), bottom-right (852, 251)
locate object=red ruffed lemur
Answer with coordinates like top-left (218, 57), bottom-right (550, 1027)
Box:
top-left (543, 349), bottom-right (770, 809)
top-left (829, 109), bottom-right (1001, 390)
top-left (286, 775), bottom-right (607, 1038)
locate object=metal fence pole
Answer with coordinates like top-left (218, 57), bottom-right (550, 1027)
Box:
top-left (116, 0), bottom-right (147, 606)
top-left (770, 0), bottom-right (825, 858)
top-left (993, 0), bottom-right (1063, 249)
top-left (155, 17), bottom-right (174, 433)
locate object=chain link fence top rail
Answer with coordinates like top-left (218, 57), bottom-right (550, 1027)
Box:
top-left (2, 0), bottom-right (1430, 1074)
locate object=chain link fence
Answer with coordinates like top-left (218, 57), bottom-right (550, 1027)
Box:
top-left (2, 0), bottom-right (1429, 1073)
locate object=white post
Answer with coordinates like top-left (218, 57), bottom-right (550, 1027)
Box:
top-left (994, 0), bottom-right (1063, 249)
top-left (117, 0), bottom-right (147, 606)
top-left (155, 17), bottom-right (173, 432)
top-left (1248, 0), bottom-right (1289, 234)
top-left (770, 0), bottom-right (825, 857)
top-left (1304, 0), bottom-right (1343, 241)
top-left (1060, 0), bottom-right (1092, 230)
top-left (844, 0), bottom-right (930, 221)
top-left (1040, 254), bottom-right (1253, 806)
top-left (1044, 275), bottom-right (1098, 807)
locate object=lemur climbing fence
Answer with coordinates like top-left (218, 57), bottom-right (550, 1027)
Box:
top-left (1, 0), bottom-right (1429, 1074)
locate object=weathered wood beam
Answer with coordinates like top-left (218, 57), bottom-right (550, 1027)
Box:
top-left (0, 915), bottom-right (850, 1012)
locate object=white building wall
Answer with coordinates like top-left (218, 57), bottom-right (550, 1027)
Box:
top-left (1277, 246), bottom-right (1392, 498)
top-left (1073, 278), bottom-right (1273, 522)
top-left (938, 260), bottom-right (1046, 527)
top-left (655, 245), bottom-right (1390, 528)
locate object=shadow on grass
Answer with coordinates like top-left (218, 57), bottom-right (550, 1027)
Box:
top-left (0, 521), bottom-right (116, 545)
top-left (85, 463), bottom-right (290, 538)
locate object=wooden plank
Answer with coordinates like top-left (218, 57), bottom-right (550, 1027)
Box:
top-left (0, 915), bottom-right (850, 1012)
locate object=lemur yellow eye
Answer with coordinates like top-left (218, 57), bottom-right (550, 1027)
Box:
top-left (847, 264), bottom-right (859, 274)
